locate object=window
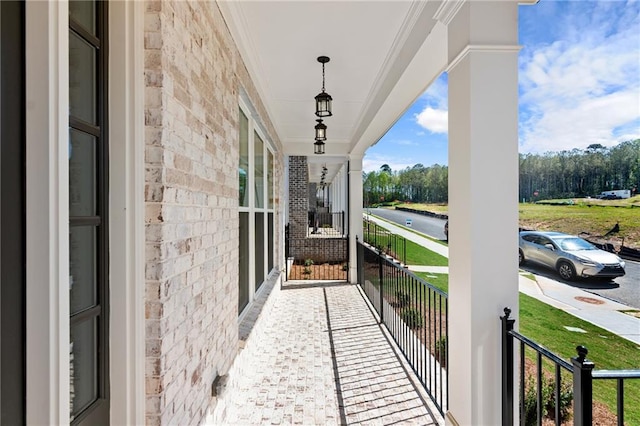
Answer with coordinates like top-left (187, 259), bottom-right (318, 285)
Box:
top-left (238, 101), bottom-right (275, 314)
top-left (69, 1), bottom-right (109, 424)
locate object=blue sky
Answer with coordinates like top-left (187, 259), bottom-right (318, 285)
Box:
top-left (363, 0), bottom-right (640, 173)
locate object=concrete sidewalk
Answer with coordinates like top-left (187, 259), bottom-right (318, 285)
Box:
top-left (367, 214), bottom-right (640, 345)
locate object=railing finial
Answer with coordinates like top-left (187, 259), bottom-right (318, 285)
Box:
top-left (503, 307), bottom-right (511, 319)
top-left (576, 345), bottom-right (589, 361)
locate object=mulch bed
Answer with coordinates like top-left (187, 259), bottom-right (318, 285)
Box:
top-left (288, 263), bottom-right (347, 281)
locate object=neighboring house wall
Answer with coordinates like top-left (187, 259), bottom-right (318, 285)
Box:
top-left (288, 156), bottom-right (309, 239)
top-left (289, 239), bottom-right (348, 263)
top-left (288, 156), bottom-right (346, 263)
top-left (144, 1), bottom-right (282, 424)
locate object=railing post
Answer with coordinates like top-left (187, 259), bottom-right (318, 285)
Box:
top-left (403, 237), bottom-right (406, 265)
top-left (501, 307), bottom-right (516, 426)
top-left (572, 345), bottom-right (594, 426)
top-left (356, 236), bottom-right (362, 285)
top-left (378, 246), bottom-right (384, 324)
top-left (285, 224), bottom-right (290, 280)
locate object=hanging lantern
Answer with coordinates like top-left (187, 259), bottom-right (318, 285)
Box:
top-left (314, 139), bottom-right (325, 155)
top-left (314, 119), bottom-right (327, 141)
top-left (315, 56), bottom-right (332, 117)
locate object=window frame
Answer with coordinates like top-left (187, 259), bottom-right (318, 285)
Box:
top-left (238, 98), bottom-right (275, 315)
top-left (68, 1), bottom-right (110, 424)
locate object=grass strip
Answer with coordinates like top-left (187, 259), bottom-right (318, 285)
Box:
top-left (405, 239), bottom-right (448, 266)
top-left (519, 293), bottom-right (640, 424)
top-left (414, 270), bottom-right (639, 423)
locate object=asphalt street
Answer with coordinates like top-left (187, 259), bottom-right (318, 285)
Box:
top-left (367, 207), bottom-right (448, 241)
top-left (368, 207), bottom-right (640, 309)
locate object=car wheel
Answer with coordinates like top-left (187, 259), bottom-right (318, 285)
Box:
top-left (518, 249), bottom-right (525, 265)
top-left (557, 261), bottom-right (576, 281)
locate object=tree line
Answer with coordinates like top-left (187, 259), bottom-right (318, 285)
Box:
top-left (363, 139), bottom-right (640, 206)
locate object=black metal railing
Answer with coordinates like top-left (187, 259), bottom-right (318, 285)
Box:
top-left (362, 218), bottom-right (407, 265)
top-left (357, 239), bottom-right (448, 416)
top-left (501, 308), bottom-right (640, 426)
top-left (308, 211), bottom-right (346, 237)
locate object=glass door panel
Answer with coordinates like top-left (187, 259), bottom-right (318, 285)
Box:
top-left (69, 226), bottom-right (97, 314)
top-left (69, 30), bottom-right (97, 125)
top-left (70, 318), bottom-right (98, 418)
top-left (239, 212), bottom-right (250, 311)
top-left (69, 129), bottom-right (97, 216)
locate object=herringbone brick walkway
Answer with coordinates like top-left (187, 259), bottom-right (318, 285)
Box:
top-left (218, 281), bottom-right (441, 425)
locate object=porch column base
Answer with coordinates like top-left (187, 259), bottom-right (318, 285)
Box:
top-left (348, 155), bottom-right (363, 283)
top-left (445, 411), bottom-right (460, 426)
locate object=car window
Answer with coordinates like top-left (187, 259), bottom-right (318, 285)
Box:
top-left (537, 236), bottom-right (553, 247)
top-left (556, 238), bottom-right (595, 251)
top-left (522, 235), bottom-right (538, 243)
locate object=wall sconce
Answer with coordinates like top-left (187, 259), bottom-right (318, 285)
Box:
top-left (315, 56), bottom-right (332, 117)
top-left (314, 119), bottom-right (326, 141)
top-left (314, 139), bottom-right (325, 155)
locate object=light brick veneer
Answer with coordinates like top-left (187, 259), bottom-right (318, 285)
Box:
top-left (144, 1), bottom-right (283, 424)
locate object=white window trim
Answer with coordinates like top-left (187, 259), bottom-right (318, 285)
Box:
top-left (108, 1), bottom-right (146, 424)
top-left (238, 98), bottom-right (275, 318)
top-left (25, 2), bottom-right (146, 424)
top-left (26, 1), bottom-right (70, 424)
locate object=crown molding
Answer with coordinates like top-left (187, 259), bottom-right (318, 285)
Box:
top-left (447, 44), bottom-right (522, 71)
top-left (434, 0), bottom-right (466, 26)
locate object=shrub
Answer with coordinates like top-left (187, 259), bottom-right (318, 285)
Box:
top-left (435, 336), bottom-right (447, 368)
top-left (523, 372), bottom-right (572, 425)
top-left (302, 259), bottom-right (313, 277)
top-left (400, 308), bottom-right (424, 329)
top-left (395, 290), bottom-right (410, 307)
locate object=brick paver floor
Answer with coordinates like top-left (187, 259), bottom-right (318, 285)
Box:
top-left (220, 281), bottom-right (441, 425)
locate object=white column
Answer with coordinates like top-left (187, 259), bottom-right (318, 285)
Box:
top-left (25, 1), bottom-right (70, 424)
top-left (348, 155), bottom-right (364, 283)
top-left (444, 1), bottom-right (520, 425)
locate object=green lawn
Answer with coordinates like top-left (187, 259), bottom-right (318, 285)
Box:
top-left (519, 201), bottom-right (640, 248)
top-left (414, 272), bottom-right (449, 293)
top-left (405, 239), bottom-right (448, 266)
top-left (519, 293), bottom-right (640, 424)
top-left (397, 232), bottom-right (639, 423)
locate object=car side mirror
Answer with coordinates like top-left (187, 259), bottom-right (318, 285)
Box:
top-left (544, 243), bottom-right (555, 251)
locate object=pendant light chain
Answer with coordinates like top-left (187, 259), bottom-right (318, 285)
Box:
top-left (314, 56), bottom-right (332, 152)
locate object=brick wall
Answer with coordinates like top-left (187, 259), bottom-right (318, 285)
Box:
top-left (144, 1), bottom-right (282, 424)
top-left (289, 238), bottom-right (348, 263)
top-left (288, 156), bottom-right (308, 239)
top-left (309, 182), bottom-right (317, 210)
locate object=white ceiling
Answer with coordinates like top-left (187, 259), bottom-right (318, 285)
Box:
top-left (219, 0), bottom-right (450, 181)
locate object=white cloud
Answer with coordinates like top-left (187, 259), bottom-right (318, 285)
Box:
top-left (520, 89), bottom-right (640, 153)
top-left (394, 139), bottom-right (418, 146)
top-left (415, 107), bottom-right (448, 134)
top-left (519, 3), bottom-right (640, 153)
top-left (420, 76), bottom-right (448, 109)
